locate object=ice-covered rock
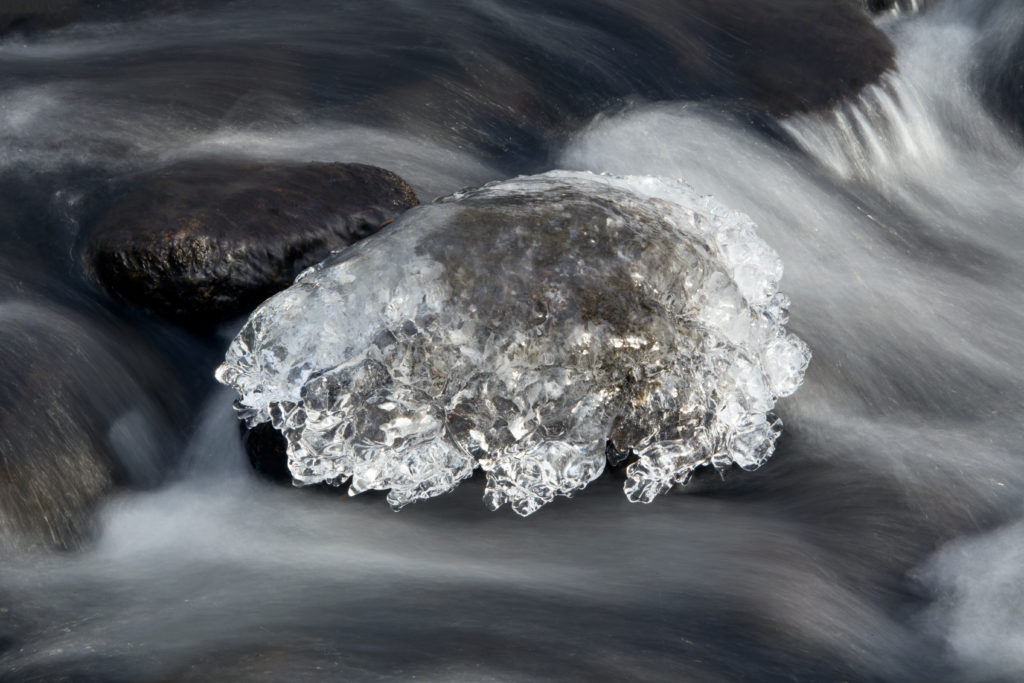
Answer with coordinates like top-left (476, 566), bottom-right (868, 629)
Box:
top-left (216, 171), bottom-right (810, 515)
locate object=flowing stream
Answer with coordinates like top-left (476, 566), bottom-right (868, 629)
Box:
top-left (1, 1), bottom-right (1023, 680)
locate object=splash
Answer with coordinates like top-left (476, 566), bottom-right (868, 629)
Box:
top-left (216, 171), bottom-right (809, 515)
top-left (780, 73), bottom-right (945, 182)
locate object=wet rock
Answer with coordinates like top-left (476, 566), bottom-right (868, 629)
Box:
top-left (241, 422), bottom-right (290, 483)
top-left (83, 160), bottom-right (418, 326)
top-left (603, 0), bottom-right (895, 116)
top-left (976, 6), bottom-right (1024, 140)
top-left (0, 0), bottom-right (231, 37)
top-left (217, 171), bottom-right (810, 515)
top-left (0, 303), bottom-right (181, 551)
top-left (354, 0), bottom-right (895, 167)
top-left (2, 2), bottom-right (894, 187)
top-left (864, 0), bottom-right (901, 12)
top-left (0, 2), bottom-right (78, 37)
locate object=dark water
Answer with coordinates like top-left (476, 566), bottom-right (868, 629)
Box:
top-left (2, 1), bottom-right (1023, 680)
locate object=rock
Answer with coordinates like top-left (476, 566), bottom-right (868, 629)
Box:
top-left (0, 3), bottom-right (78, 37)
top-left (600, 0), bottom-right (895, 115)
top-left (976, 5), bottom-right (1024, 139)
top-left (0, 302), bottom-right (182, 551)
top-left (345, 0), bottom-right (894, 176)
top-left (216, 171), bottom-right (810, 515)
top-left (241, 422), bottom-right (290, 483)
top-left (83, 160), bottom-right (419, 326)
top-left (864, 0), bottom-right (899, 12)
top-left (3, 2), bottom-right (894, 188)
top-left (0, 0), bottom-right (228, 37)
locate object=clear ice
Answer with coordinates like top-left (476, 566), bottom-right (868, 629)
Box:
top-left (216, 171), bottom-right (810, 515)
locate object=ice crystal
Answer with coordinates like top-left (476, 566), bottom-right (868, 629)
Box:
top-left (216, 171), bottom-right (810, 515)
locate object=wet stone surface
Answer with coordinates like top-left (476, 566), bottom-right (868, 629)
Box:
top-left (976, 7), bottom-right (1024, 140)
top-left (84, 160), bottom-right (419, 326)
top-left (0, 303), bottom-right (182, 551)
top-left (0, 0), bottom-right (228, 37)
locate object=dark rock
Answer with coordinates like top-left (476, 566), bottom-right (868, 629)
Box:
top-left (976, 4), bottom-right (1024, 139)
top-left (0, 0), bottom-right (230, 37)
top-left (83, 160), bottom-right (419, 326)
top-left (242, 421), bottom-right (290, 483)
top-left (864, 0), bottom-right (899, 12)
top-left (344, 0), bottom-right (894, 172)
top-left (602, 0), bottom-right (895, 116)
top-left (0, 1), bottom-right (79, 36)
top-left (0, 303), bottom-right (182, 551)
top-left (1, 2), bottom-right (894, 185)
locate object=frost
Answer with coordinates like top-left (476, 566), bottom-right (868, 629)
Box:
top-left (216, 171), bottom-right (810, 515)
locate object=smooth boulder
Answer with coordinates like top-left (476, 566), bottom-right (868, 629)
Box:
top-left (349, 0), bottom-right (896, 168)
top-left (216, 171), bottom-right (810, 515)
top-left (0, 0), bottom-right (225, 37)
top-left (84, 160), bottom-right (418, 326)
top-left (242, 422), bottom-right (291, 483)
top-left (976, 3), bottom-right (1024, 139)
top-left (597, 0), bottom-right (895, 115)
top-left (0, 303), bottom-right (181, 551)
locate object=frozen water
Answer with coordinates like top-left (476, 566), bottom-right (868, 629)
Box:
top-left (216, 171), bottom-right (810, 515)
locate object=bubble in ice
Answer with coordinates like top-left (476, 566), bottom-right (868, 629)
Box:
top-left (216, 171), bottom-right (810, 515)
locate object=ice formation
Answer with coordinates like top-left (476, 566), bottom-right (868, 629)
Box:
top-left (216, 171), bottom-right (810, 515)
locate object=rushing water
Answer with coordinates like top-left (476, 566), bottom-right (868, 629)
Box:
top-left (1, 1), bottom-right (1023, 680)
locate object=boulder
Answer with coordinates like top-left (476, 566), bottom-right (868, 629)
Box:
top-left (241, 422), bottom-right (291, 483)
top-left (352, 0), bottom-right (896, 166)
top-left (976, 5), bottom-right (1024, 140)
top-left (84, 160), bottom-right (418, 326)
top-left (216, 171), bottom-right (810, 515)
top-left (0, 3), bottom-right (78, 37)
top-left (0, 303), bottom-right (181, 551)
top-left (0, 0), bottom-right (226, 37)
top-left (598, 0), bottom-right (895, 115)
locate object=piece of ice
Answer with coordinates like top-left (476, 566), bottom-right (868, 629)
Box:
top-left (216, 171), bottom-right (810, 515)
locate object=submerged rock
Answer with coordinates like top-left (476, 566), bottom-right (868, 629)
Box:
top-left (0, 303), bottom-right (180, 551)
top-left (0, 6), bottom-right (73, 37)
top-left (84, 160), bottom-right (418, 326)
top-left (350, 0), bottom-right (894, 169)
top-left (596, 0), bottom-right (895, 116)
top-left (241, 422), bottom-right (291, 483)
top-left (0, 0), bottom-right (226, 37)
top-left (216, 171), bottom-right (810, 515)
top-left (976, 6), bottom-right (1024, 140)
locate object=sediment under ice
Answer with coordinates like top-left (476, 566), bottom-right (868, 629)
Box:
top-left (216, 171), bottom-right (810, 515)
